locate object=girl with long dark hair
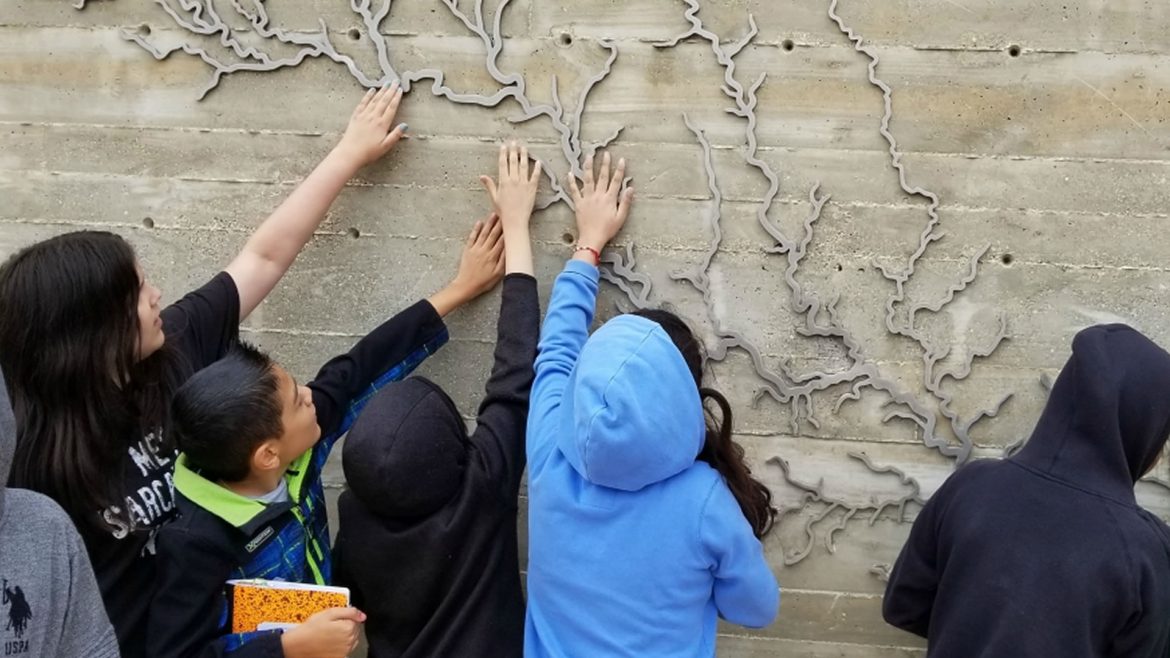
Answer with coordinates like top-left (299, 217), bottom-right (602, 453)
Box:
top-left (631, 309), bottom-right (777, 538)
top-left (0, 85), bottom-right (425, 658)
top-left (524, 153), bottom-right (779, 658)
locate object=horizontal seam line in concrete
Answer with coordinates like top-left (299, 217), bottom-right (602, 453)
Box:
top-left (233, 324), bottom-right (1058, 369)
top-left (731, 419), bottom-right (1015, 440)
top-left (11, 176), bottom-right (1170, 222)
top-left (10, 171), bottom-right (1170, 221)
top-left (7, 217), bottom-right (1170, 272)
top-left (736, 430), bottom-right (1025, 453)
top-left (6, 173), bottom-right (1170, 222)
top-left (3, 121), bottom-right (1168, 167)
top-left (239, 326), bottom-right (496, 344)
top-left (712, 632), bottom-right (925, 650)
top-left (763, 586), bottom-right (884, 598)
top-left (0, 24), bottom-right (1161, 56)
top-left (737, 432), bottom-right (927, 447)
top-left (222, 330), bottom-right (1065, 373)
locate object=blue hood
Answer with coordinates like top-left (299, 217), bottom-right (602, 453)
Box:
top-left (555, 314), bottom-right (706, 491)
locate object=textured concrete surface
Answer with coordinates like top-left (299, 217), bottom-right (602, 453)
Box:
top-left (2, 0), bottom-right (1169, 655)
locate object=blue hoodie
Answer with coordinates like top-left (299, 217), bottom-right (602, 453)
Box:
top-left (525, 260), bottom-right (779, 658)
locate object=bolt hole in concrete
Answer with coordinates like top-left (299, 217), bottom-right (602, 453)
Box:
top-left (139, 24), bottom-right (152, 37)
top-left (782, 39), bottom-right (795, 52)
top-left (141, 217), bottom-right (155, 229)
top-left (347, 227), bottom-right (361, 239)
top-left (1007, 44), bottom-right (1021, 57)
top-left (347, 28), bottom-right (361, 41)
top-left (1001, 253), bottom-right (1014, 266)
top-left (561, 232), bottom-right (575, 245)
top-left (558, 32), bottom-right (573, 47)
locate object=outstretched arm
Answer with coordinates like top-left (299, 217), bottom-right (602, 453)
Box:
top-left (527, 153), bottom-right (634, 470)
top-left (472, 142), bottom-right (541, 493)
top-left (226, 84), bottom-right (408, 319)
top-left (480, 140), bottom-right (541, 276)
top-left (426, 215), bottom-right (506, 318)
top-left (311, 216), bottom-right (505, 439)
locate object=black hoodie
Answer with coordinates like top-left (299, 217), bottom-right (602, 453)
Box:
top-left (884, 324), bottom-right (1170, 657)
top-left (333, 274), bottom-right (539, 658)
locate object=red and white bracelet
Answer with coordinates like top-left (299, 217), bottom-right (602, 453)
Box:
top-left (574, 244), bottom-right (601, 266)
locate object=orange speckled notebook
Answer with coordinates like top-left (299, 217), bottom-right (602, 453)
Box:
top-left (226, 579), bottom-right (350, 633)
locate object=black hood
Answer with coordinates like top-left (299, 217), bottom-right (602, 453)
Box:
top-left (342, 376), bottom-right (468, 519)
top-left (1013, 324), bottom-right (1170, 501)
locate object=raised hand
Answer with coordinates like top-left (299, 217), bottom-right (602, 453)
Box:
top-left (225, 83), bottom-right (410, 319)
top-left (427, 214), bottom-right (507, 317)
top-left (568, 151), bottom-right (634, 263)
top-left (333, 82), bottom-right (408, 169)
top-left (480, 141), bottom-right (542, 231)
top-left (480, 141), bottom-right (540, 275)
top-left (453, 214), bottom-right (507, 297)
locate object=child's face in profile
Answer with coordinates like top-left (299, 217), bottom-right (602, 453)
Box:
top-left (272, 365), bottom-right (322, 466)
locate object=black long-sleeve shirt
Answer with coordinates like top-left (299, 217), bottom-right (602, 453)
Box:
top-left (147, 298), bottom-right (448, 658)
top-left (333, 273), bottom-right (540, 658)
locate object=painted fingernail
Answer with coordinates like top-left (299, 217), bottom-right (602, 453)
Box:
top-left (397, 123), bottom-right (408, 132)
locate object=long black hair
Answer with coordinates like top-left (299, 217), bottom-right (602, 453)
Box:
top-left (633, 309), bottom-right (777, 538)
top-left (0, 231), bottom-right (179, 529)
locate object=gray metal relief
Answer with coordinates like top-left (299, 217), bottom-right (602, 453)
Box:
top-left (75, 0), bottom-right (1021, 571)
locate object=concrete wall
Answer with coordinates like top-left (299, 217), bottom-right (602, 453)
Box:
top-left (3, 0), bottom-right (1169, 655)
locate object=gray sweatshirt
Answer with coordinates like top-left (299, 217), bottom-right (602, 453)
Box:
top-left (0, 371), bottom-right (120, 658)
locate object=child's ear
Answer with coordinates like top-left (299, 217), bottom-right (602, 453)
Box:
top-left (251, 440), bottom-right (283, 473)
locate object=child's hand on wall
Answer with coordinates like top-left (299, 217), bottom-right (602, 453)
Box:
top-left (568, 151), bottom-right (634, 264)
top-left (333, 83), bottom-right (408, 170)
top-left (452, 214), bottom-right (507, 296)
top-left (428, 214), bottom-right (506, 317)
top-left (280, 606), bottom-right (364, 658)
top-left (223, 82), bottom-right (409, 318)
top-left (479, 141), bottom-right (539, 276)
top-left (480, 141), bottom-right (542, 230)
